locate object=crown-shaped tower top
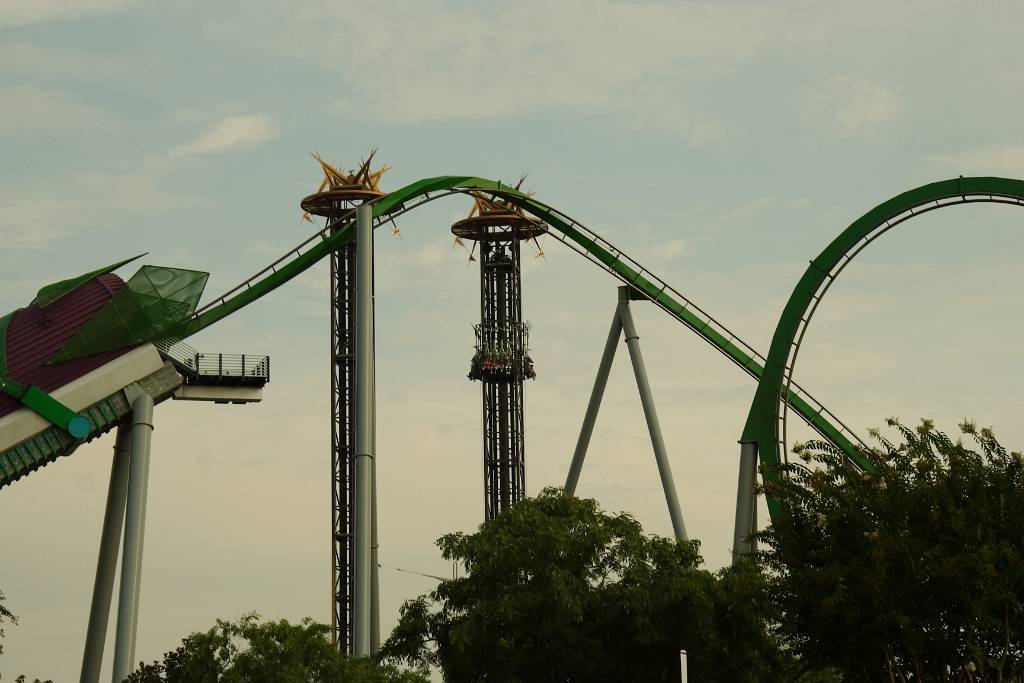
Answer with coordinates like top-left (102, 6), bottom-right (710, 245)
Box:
top-left (300, 150), bottom-right (391, 217)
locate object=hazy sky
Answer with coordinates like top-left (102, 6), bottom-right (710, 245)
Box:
top-left (2, 1), bottom-right (1023, 679)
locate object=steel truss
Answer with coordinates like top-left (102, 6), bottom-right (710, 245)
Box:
top-left (477, 238), bottom-right (528, 521)
top-left (330, 233), bottom-right (357, 652)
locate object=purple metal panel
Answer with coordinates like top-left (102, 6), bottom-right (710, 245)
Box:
top-left (0, 274), bottom-right (138, 419)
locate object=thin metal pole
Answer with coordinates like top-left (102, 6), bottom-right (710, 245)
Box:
top-left (80, 427), bottom-right (131, 683)
top-left (370, 465), bottom-right (380, 655)
top-left (732, 441), bottom-right (758, 563)
top-left (617, 287), bottom-right (688, 542)
top-left (112, 391), bottom-right (154, 682)
top-left (370, 251), bottom-right (380, 656)
top-left (564, 307), bottom-right (622, 496)
top-left (352, 202), bottom-right (374, 658)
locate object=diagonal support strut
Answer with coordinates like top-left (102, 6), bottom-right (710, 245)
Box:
top-left (564, 286), bottom-right (688, 542)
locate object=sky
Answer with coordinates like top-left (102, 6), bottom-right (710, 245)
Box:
top-left (1, 0), bottom-right (1024, 679)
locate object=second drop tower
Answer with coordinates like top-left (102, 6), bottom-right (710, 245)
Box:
top-left (452, 191), bottom-right (546, 521)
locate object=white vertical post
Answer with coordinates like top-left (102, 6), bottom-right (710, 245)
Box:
top-left (352, 202), bottom-right (375, 658)
top-left (680, 650), bottom-right (688, 683)
top-left (370, 255), bottom-right (380, 656)
top-left (732, 441), bottom-right (758, 563)
top-left (80, 427), bottom-right (131, 683)
top-left (112, 390), bottom-right (154, 682)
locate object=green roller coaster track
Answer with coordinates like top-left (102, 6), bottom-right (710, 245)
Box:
top-left (7, 174), bottom-right (860, 493)
top-left (177, 176), bottom-right (869, 491)
top-left (741, 176), bottom-right (1024, 518)
top-left (7, 175), bottom-right (1020, 524)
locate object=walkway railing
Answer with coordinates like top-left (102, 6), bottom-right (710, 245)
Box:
top-left (154, 338), bottom-right (270, 386)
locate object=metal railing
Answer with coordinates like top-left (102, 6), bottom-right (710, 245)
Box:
top-left (154, 338), bottom-right (270, 385)
top-left (193, 352), bottom-right (270, 381)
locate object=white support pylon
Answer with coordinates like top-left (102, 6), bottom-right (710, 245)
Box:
top-left (564, 286), bottom-right (688, 542)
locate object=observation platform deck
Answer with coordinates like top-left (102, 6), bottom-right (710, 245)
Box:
top-left (156, 339), bottom-right (269, 404)
top-left (0, 339), bottom-right (270, 488)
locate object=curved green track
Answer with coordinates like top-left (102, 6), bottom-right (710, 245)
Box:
top-left (13, 173), bottom-right (1015, 522)
top-left (4, 174), bottom-right (863, 492)
top-left (180, 176), bottom-right (863, 471)
top-left (741, 176), bottom-right (1024, 518)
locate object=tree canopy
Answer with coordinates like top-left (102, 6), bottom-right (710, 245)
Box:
top-left (760, 419), bottom-right (1024, 682)
top-left (0, 592), bottom-right (51, 683)
top-left (381, 488), bottom-right (795, 682)
top-left (0, 590), bottom-right (12, 665)
top-left (126, 614), bottom-right (426, 683)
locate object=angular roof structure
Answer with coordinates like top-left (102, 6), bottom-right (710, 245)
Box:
top-left (0, 273), bottom-right (136, 419)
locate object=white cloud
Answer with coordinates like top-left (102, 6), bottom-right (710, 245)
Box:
top-left (704, 193), bottom-right (774, 233)
top-left (0, 195), bottom-right (76, 249)
top-left (0, 169), bottom-right (208, 251)
top-left (0, 0), bottom-right (136, 26)
top-left (0, 42), bottom-right (129, 79)
top-left (799, 75), bottom-right (907, 136)
top-left (0, 85), bottom-right (109, 136)
top-left (208, 0), bottom-right (824, 145)
top-left (657, 238), bottom-right (694, 260)
top-left (924, 143), bottom-right (1024, 177)
top-left (170, 114), bottom-right (278, 157)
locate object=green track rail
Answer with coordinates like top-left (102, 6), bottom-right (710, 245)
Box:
top-left (180, 176), bottom-right (865, 469)
top-left (0, 175), bottom-right (871, 498)
top-left (742, 177), bottom-right (1024, 519)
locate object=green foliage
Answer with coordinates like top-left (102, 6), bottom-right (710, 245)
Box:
top-left (760, 419), bottom-right (1024, 681)
top-left (0, 590), bottom-right (12, 662)
top-left (126, 614), bottom-right (426, 683)
top-left (0, 592), bottom-right (52, 683)
top-left (381, 488), bottom-right (793, 682)
top-left (0, 591), bottom-right (12, 682)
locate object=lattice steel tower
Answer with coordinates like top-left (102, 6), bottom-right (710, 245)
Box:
top-left (300, 152), bottom-right (388, 653)
top-left (452, 191), bottom-right (545, 520)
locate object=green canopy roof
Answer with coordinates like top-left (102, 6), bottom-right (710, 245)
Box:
top-left (50, 265), bottom-right (209, 364)
top-left (32, 254), bottom-right (146, 309)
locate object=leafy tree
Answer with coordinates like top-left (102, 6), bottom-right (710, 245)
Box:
top-left (126, 614), bottom-right (426, 683)
top-left (0, 592), bottom-right (52, 683)
top-left (0, 590), bottom-right (12, 665)
top-left (381, 488), bottom-right (796, 682)
top-left (0, 591), bottom-right (12, 682)
top-left (760, 419), bottom-right (1024, 682)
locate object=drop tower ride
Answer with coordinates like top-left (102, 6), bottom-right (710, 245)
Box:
top-left (452, 191), bottom-right (546, 521)
top-left (301, 152), bottom-right (388, 654)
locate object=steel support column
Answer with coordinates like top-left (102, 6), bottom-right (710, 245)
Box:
top-left (112, 389), bottom-right (154, 682)
top-left (617, 287), bottom-right (688, 542)
top-left (352, 203), bottom-right (375, 658)
top-left (370, 283), bottom-right (380, 656)
top-left (564, 308), bottom-right (622, 496)
top-left (732, 441), bottom-right (758, 563)
top-left (80, 427), bottom-right (131, 683)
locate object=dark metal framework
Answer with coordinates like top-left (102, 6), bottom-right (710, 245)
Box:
top-left (330, 236), bottom-right (357, 652)
top-left (469, 231), bottom-right (535, 520)
top-left (300, 158), bottom-right (384, 654)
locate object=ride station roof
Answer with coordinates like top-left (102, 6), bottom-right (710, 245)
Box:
top-left (0, 273), bottom-right (135, 419)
